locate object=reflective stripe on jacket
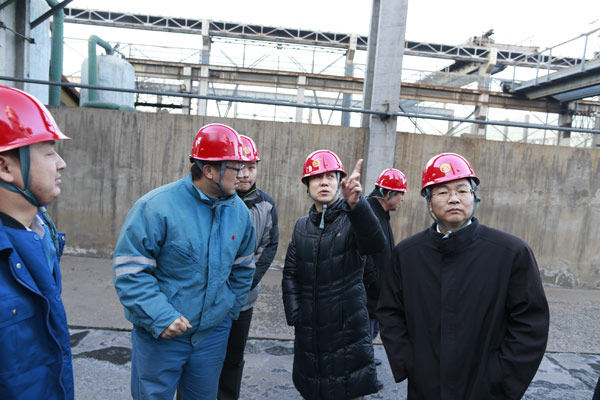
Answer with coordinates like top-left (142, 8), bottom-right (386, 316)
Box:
top-left (113, 174), bottom-right (255, 344)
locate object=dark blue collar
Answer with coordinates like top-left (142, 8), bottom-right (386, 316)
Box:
top-left (0, 212), bottom-right (26, 230)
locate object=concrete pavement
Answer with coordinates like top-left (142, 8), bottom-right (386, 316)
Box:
top-left (61, 255), bottom-right (600, 399)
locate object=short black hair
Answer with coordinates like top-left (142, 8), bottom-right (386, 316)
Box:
top-left (0, 148), bottom-right (20, 159)
top-left (190, 160), bottom-right (222, 180)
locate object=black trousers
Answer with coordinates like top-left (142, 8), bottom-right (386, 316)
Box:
top-left (593, 375), bottom-right (600, 400)
top-left (217, 307), bottom-right (254, 400)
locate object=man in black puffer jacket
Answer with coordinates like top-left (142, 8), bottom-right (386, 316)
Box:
top-left (363, 168), bottom-right (407, 388)
top-left (282, 150), bottom-right (385, 400)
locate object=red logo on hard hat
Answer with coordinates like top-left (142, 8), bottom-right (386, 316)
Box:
top-left (440, 163), bottom-right (451, 174)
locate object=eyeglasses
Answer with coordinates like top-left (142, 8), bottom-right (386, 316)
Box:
top-left (225, 164), bottom-right (245, 174)
top-left (430, 189), bottom-right (474, 201)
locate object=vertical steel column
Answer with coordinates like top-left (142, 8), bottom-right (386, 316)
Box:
top-left (197, 19), bottom-right (210, 116)
top-left (363, 0), bottom-right (408, 189)
top-left (341, 34), bottom-right (356, 126)
top-left (296, 75), bottom-right (306, 122)
top-left (361, 0), bottom-right (380, 128)
top-left (558, 110), bottom-right (573, 146)
top-left (13, 0), bottom-right (29, 91)
top-left (182, 66), bottom-right (193, 114)
top-left (522, 114), bottom-right (530, 143)
top-left (470, 48), bottom-right (497, 137)
top-left (593, 117), bottom-right (600, 148)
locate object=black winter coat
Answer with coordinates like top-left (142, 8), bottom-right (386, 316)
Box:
top-left (363, 191), bottom-right (395, 317)
top-left (377, 219), bottom-right (550, 400)
top-left (282, 197), bottom-right (385, 400)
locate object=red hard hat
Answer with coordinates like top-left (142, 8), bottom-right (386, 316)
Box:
top-left (0, 85), bottom-right (70, 152)
top-left (240, 135), bottom-right (260, 162)
top-left (421, 153), bottom-right (480, 196)
top-left (190, 123), bottom-right (244, 161)
top-left (301, 150), bottom-right (346, 184)
top-left (376, 168), bottom-right (407, 192)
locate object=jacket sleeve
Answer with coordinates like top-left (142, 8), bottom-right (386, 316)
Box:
top-left (282, 225), bottom-right (299, 326)
top-left (227, 214), bottom-right (256, 320)
top-left (346, 195), bottom-right (385, 255)
top-left (376, 248), bottom-right (412, 383)
top-left (251, 198), bottom-right (279, 289)
top-left (113, 201), bottom-right (181, 338)
top-left (499, 244), bottom-right (550, 399)
top-left (363, 255), bottom-right (378, 288)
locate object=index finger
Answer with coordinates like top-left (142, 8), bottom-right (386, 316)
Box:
top-left (351, 159), bottom-right (363, 176)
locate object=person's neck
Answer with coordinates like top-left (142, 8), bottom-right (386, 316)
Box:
top-left (237, 183), bottom-right (256, 198)
top-left (0, 191), bottom-right (38, 228)
top-left (314, 196), bottom-right (339, 212)
top-left (376, 197), bottom-right (389, 212)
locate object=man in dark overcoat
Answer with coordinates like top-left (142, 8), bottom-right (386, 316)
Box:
top-left (377, 153), bottom-right (550, 400)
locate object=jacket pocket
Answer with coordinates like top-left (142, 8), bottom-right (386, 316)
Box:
top-left (0, 295), bottom-right (36, 373)
top-left (0, 295), bottom-right (35, 328)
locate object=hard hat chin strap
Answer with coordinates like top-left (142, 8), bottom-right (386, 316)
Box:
top-left (195, 160), bottom-right (230, 200)
top-left (370, 186), bottom-right (398, 201)
top-left (305, 171), bottom-right (342, 229)
top-left (0, 146), bottom-right (40, 207)
top-left (425, 179), bottom-right (481, 239)
top-left (0, 146), bottom-right (60, 253)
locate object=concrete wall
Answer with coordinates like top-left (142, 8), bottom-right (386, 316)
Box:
top-left (49, 107), bottom-right (600, 288)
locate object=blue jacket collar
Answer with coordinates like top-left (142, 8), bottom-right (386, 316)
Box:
top-left (184, 174), bottom-right (240, 207)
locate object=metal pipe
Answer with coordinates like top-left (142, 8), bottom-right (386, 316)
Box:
top-left (2, 75), bottom-right (600, 135)
top-left (85, 35), bottom-right (114, 102)
top-left (46, 0), bottom-right (63, 106)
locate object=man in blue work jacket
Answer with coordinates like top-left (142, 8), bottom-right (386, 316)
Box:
top-left (113, 123), bottom-right (256, 400)
top-left (0, 85), bottom-right (73, 399)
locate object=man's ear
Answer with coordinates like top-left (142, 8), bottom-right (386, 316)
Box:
top-left (202, 164), bottom-right (215, 180)
top-left (0, 154), bottom-right (18, 183)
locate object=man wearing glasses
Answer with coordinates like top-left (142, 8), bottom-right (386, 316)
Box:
top-left (377, 153), bottom-right (549, 400)
top-left (113, 124), bottom-right (255, 400)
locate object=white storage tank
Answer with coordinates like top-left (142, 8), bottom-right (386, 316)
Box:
top-left (81, 54), bottom-right (136, 109)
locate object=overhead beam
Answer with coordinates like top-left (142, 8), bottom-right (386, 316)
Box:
top-left (127, 58), bottom-right (600, 115)
top-left (63, 7), bottom-right (583, 69)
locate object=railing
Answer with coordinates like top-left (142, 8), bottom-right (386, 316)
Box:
top-left (532, 27), bottom-right (600, 85)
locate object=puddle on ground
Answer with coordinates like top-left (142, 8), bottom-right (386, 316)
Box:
top-left (74, 346), bottom-right (131, 365)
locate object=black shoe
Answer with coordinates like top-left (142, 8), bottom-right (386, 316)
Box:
top-left (374, 358), bottom-right (382, 366)
top-left (376, 380), bottom-right (384, 391)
